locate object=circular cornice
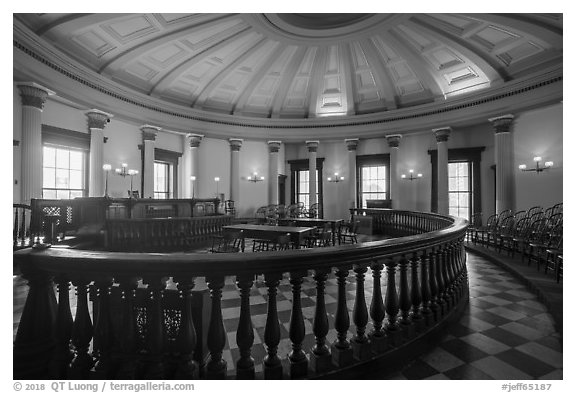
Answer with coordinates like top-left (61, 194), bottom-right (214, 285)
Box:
top-left (13, 18), bottom-right (563, 141)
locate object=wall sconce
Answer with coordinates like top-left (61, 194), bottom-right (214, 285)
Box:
top-left (103, 164), bottom-right (112, 197)
top-left (214, 177), bottom-right (220, 196)
top-left (190, 175), bottom-right (196, 198)
top-left (401, 169), bottom-right (423, 181)
top-left (519, 156), bottom-right (553, 173)
top-left (247, 172), bottom-right (264, 183)
top-left (327, 172), bottom-right (344, 183)
top-left (115, 163), bottom-right (139, 197)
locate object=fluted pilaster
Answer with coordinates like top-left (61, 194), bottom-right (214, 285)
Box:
top-left (141, 125), bottom-right (161, 198)
top-left (268, 141), bottom-right (281, 205)
top-left (489, 115), bottom-right (515, 213)
top-left (386, 134), bottom-right (402, 209)
top-left (86, 109), bottom-right (113, 197)
top-left (433, 127), bottom-right (451, 215)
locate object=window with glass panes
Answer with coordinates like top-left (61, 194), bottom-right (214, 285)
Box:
top-left (154, 161), bottom-right (172, 199)
top-left (296, 169), bottom-right (319, 210)
top-left (448, 162), bottom-right (471, 220)
top-left (360, 165), bottom-right (387, 208)
top-left (42, 145), bottom-right (87, 199)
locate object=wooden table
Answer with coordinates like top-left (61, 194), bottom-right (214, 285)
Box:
top-left (278, 218), bottom-right (344, 246)
top-left (222, 224), bottom-right (316, 250)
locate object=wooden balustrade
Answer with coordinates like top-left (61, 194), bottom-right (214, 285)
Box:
top-left (14, 209), bottom-right (469, 380)
top-left (13, 204), bottom-right (32, 250)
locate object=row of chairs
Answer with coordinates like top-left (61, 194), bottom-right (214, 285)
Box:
top-left (209, 219), bottom-right (360, 253)
top-left (468, 203), bottom-right (563, 283)
top-left (255, 202), bottom-right (322, 224)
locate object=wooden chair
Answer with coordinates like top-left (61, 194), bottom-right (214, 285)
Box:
top-left (466, 212), bottom-right (482, 243)
top-left (210, 231), bottom-right (243, 253)
top-left (224, 200), bottom-right (236, 216)
top-left (340, 220), bottom-right (359, 244)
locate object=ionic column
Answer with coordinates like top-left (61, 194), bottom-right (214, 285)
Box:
top-left (189, 134), bottom-right (203, 198)
top-left (433, 127), bottom-right (451, 215)
top-left (306, 141), bottom-right (319, 206)
top-left (229, 139), bottom-right (243, 203)
top-left (345, 139), bottom-right (359, 208)
top-left (489, 115), bottom-right (515, 213)
top-left (141, 125), bottom-right (161, 198)
top-left (17, 82), bottom-right (55, 203)
top-left (86, 109), bottom-right (113, 197)
top-left (386, 135), bottom-right (402, 209)
top-left (267, 141), bottom-right (281, 205)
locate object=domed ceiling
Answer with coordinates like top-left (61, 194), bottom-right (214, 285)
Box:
top-left (14, 13), bottom-right (562, 120)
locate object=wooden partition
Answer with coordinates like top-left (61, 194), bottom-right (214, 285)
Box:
top-left (14, 210), bottom-right (469, 380)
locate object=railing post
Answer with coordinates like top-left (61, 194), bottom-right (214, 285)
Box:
top-left (369, 260), bottom-right (387, 352)
top-left (351, 264), bottom-right (371, 360)
top-left (143, 277), bottom-right (167, 379)
top-left (92, 277), bottom-right (114, 379)
top-left (331, 266), bottom-right (353, 367)
top-left (263, 272), bottom-right (283, 379)
top-left (428, 248), bottom-right (440, 322)
top-left (385, 258), bottom-right (402, 346)
top-left (288, 270), bottom-right (308, 379)
top-left (310, 268), bottom-right (332, 373)
top-left (14, 270), bottom-right (58, 379)
top-left (116, 277), bottom-right (138, 379)
top-left (69, 279), bottom-right (94, 379)
top-left (174, 276), bottom-right (199, 379)
top-left (435, 247), bottom-right (447, 315)
top-left (235, 274), bottom-right (255, 380)
top-left (420, 250), bottom-right (433, 326)
top-left (398, 255), bottom-right (414, 339)
top-left (205, 275), bottom-right (227, 379)
top-left (50, 275), bottom-right (74, 379)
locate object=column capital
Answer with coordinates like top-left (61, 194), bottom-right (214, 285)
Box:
top-left (267, 141), bottom-right (282, 153)
top-left (345, 138), bottom-right (359, 151)
top-left (488, 114), bottom-right (515, 133)
top-left (141, 125), bottom-right (161, 142)
top-left (17, 82), bottom-right (55, 110)
top-left (229, 138), bottom-right (243, 152)
top-left (306, 140), bottom-right (319, 153)
top-left (85, 109), bottom-right (113, 130)
top-left (187, 133), bottom-right (204, 148)
top-left (432, 127), bottom-right (452, 143)
top-left (385, 134), bottom-right (402, 148)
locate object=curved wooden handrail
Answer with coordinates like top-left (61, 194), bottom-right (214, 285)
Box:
top-left (14, 209), bottom-right (470, 380)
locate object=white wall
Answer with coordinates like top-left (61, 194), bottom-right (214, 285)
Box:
top-left (13, 85), bottom-right (22, 203)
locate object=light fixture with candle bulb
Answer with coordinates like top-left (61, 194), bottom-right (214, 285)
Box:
top-left (214, 177), bottom-right (220, 196)
top-left (518, 156), bottom-right (554, 173)
top-left (247, 172), bottom-right (265, 183)
top-left (114, 163), bottom-right (139, 197)
top-left (327, 172), bottom-right (345, 183)
top-left (401, 169), bottom-right (423, 181)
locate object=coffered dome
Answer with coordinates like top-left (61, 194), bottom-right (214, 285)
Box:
top-left (14, 13), bottom-right (563, 121)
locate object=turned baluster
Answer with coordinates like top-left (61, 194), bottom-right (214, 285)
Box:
top-left (398, 255), bottom-right (412, 331)
top-left (369, 260), bottom-right (385, 338)
top-left (420, 250), bottom-right (432, 320)
top-left (428, 248), bottom-right (439, 319)
top-left (144, 277), bottom-right (167, 379)
top-left (69, 279), bottom-right (94, 379)
top-left (410, 253), bottom-right (423, 325)
top-left (235, 274), bottom-right (255, 379)
top-left (51, 276), bottom-right (74, 378)
top-left (445, 244), bottom-right (457, 304)
top-left (13, 207), bottom-right (19, 246)
top-left (435, 247), bottom-right (447, 314)
top-left (332, 266), bottom-right (353, 366)
top-left (311, 268), bottom-right (331, 372)
top-left (205, 275), bottom-right (227, 379)
top-left (92, 277), bottom-right (114, 379)
top-left (116, 277), bottom-right (138, 379)
top-left (352, 265), bottom-right (369, 351)
top-left (385, 260), bottom-right (400, 339)
top-left (174, 276), bottom-right (198, 379)
top-left (264, 273), bottom-right (283, 379)
top-left (288, 270), bottom-right (308, 378)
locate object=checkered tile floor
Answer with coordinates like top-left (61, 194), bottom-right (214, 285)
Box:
top-left (13, 252), bottom-right (562, 379)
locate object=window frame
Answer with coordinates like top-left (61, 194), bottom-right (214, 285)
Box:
top-left (288, 158), bottom-right (324, 215)
top-left (153, 160), bottom-right (172, 199)
top-left (429, 147), bottom-right (485, 220)
top-left (356, 154), bottom-right (390, 209)
top-left (141, 147), bottom-right (181, 199)
top-left (448, 161), bottom-right (472, 220)
top-left (41, 125), bottom-right (90, 199)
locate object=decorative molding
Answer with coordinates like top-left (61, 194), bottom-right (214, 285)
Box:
top-left (385, 134), bottom-right (402, 148)
top-left (345, 138), bottom-right (359, 151)
top-left (141, 125), bottom-right (161, 141)
top-left (433, 127), bottom-right (452, 143)
top-left (13, 140), bottom-right (20, 147)
top-left (17, 82), bottom-right (54, 110)
top-left (488, 114), bottom-right (515, 133)
top-left (85, 109), bottom-right (113, 130)
top-left (187, 133), bottom-right (204, 148)
top-left (267, 140), bottom-right (281, 153)
top-left (306, 140), bottom-right (319, 153)
top-left (229, 138), bottom-right (243, 151)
